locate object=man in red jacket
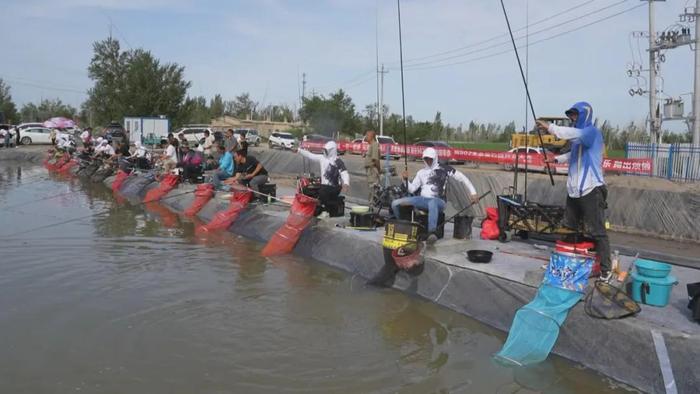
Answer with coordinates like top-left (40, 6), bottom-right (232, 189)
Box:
top-left (178, 141), bottom-right (204, 182)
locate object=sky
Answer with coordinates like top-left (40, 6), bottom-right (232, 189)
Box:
top-left (1, 0), bottom-right (696, 133)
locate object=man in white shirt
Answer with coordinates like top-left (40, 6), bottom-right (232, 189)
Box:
top-left (391, 147), bottom-right (478, 244)
top-left (159, 140), bottom-right (178, 172)
top-left (297, 140), bottom-right (350, 215)
top-left (202, 129), bottom-right (216, 156)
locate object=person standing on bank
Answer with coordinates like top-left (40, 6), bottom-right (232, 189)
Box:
top-left (391, 147), bottom-right (479, 244)
top-left (536, 101), bottom-right (612, 282)
top-left (364, 130), bottom-right (381, 203)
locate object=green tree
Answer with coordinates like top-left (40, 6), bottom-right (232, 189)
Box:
top-left (84, 37), bottom-right (128, 124)
top-left (20, 99), bottom-right (76, 122)
top-left (431, 111), bottom-right (443, 140)
top-left (0, 79), bottom-right (19, 124)
top-left (209, 94), bottom-right (225, 119)
top-left (229, 93), bottom-right (257, 119)
top-left (182, 96), bottom-right (211, 124)
top-left (84, 37), bottom-right (191, 127)
top-left (299, 89), bottom-right (360, 136)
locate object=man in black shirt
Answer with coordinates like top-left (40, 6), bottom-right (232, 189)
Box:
top-left (226, 149), bottom-right (268, 191)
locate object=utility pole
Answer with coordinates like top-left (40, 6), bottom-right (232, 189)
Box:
top-left (301, 73), bottom-right (307, 101)
top-left (379, 64), bottom-right (388, 136)
top-left (648, 0), bottom-right (660, 144)
top-left (693, 0), bottom-right (700, 144)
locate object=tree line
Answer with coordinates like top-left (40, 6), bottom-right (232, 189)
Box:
top-left (0, 37), bottom-right (693, 148)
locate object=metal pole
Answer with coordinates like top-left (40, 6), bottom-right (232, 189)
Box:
top-left (649, 0), bottom-right (659, 144)
top-left (380, 64), bottom-right (385, 136)
top-left (693, 0), bottom-right (700, 144)
top-left (375, 0), bottom-right (381, 133)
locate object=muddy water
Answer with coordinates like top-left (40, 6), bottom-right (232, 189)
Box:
top-left (0, 165), bottom-right (634, 393)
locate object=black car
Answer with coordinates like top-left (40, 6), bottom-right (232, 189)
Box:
top-left (103, 122), bottom-right (128, 145)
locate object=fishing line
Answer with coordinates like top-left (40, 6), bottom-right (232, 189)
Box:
top-left (2, 190), bottom-right (77, 210)
top-left (500, 0), bottom-right (554, 186)
top-left (0, 184), bottom-right (198, 239)
top-left (396, 0), bottom-right (409, 187)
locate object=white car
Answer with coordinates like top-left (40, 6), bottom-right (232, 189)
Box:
top-left (176, 126), bottom-right (215, 146)
top-left (268, 131), bottom-right (297, 149)
top-left (17, 122), bottom-right (44, 130)
top-left (19, 127), bottom-right (53, 145)
top-left (243, 129), bottom-right (261, 146)
top-left (504, 147), bottom-right (564, 174)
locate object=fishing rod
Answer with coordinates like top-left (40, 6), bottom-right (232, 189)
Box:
top-left (499, 0), bottom-right (554, 186)
top-left (397, 0), bottom-right (409, 188)
top-left (238, 185), bottom-right (292, 206)
top-left (440, 190), bottom-right (492, 225)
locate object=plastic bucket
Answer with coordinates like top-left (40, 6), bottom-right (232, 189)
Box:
top-left (634, 259), bottom-right (672, 278)
top-left (631, 272), bottom-right (678, 307)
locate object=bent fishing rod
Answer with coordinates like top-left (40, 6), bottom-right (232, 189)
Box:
top-left (499, 0), bottom-right (555, 186)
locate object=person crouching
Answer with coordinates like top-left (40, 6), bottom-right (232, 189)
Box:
top-left (225, 149), bottom-right (268, 191)
top-left (391, 147), bottom-right (478, 244)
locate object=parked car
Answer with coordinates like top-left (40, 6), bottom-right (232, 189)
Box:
top-left (17, 122), bottom-right (44, 130)
top-left (304, 134), bottom-right (346, 155)
top-left (103, 122), bottom-right (128, 145)
top-left (504, 147), bottom-right (562, 174)
top-left (268, 131), bottom-right (297, 149)
top-left (349, 138), bottom-right (363, 155)
top-left (363, 135), bottom-right (400, 160)
top-left (233, 128), bottom-right (261, 146)
top-left (19, 127), bottom-right (53, 145)
top-left (412, 140), bottom-right (464, 164)
top-left (175, 125), bottom-right (215, 146)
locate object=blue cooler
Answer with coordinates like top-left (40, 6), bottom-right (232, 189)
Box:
top-left (631, 272), bottom-right (678, 307)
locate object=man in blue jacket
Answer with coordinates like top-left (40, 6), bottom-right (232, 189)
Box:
top-left (536, 102), bottom-right (611, 282)
top-left (210, 144), bottom-right (234, 188)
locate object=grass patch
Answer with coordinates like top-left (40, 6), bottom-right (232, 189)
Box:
top-left (606, 150), bottom-right (626, 158)
top-left (450, 142), bottom-right (509, 151)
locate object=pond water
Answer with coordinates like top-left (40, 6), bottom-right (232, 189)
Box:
top-left (0, 165), bottom-right (634, 393)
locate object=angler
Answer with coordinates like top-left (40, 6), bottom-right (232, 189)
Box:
top-left (391, 147), bottom-right (479, 244)
top-left (296, 140), bottom-right (350, 216)
top-left (536, 102), bottom-right (611, 282)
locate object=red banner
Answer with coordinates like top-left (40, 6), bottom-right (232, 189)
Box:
top-left (299, 141), bottom-right (652, 175)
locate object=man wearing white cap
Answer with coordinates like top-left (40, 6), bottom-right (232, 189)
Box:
top-left (391, 147), bottom-right (478, 244)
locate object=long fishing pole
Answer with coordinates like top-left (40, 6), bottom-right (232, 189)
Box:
top-left (499, 0), bottom-right (554, 186)
top-left (397, 0), bottom-right (409, 188)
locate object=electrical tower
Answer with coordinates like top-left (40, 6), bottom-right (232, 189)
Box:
top-left (629, 0), bottom-right (699, 144)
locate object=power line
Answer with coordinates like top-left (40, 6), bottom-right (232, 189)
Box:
top-left (402, 2), bottom-right (645, 72)
top-left (398, 0), bottom-right (629, 70)
top-left (397, 0), bottom-right (600, 65)
top-left (1, 77), bottom-right (88, 95)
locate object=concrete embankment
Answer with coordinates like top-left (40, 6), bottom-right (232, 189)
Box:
top-left (103, 172), bottom-right (699, 394)
top-left (253, 148), bottom-right (700, 244)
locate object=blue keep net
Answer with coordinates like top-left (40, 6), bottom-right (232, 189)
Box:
top-left (494, 285), bottom-right (583, 366)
